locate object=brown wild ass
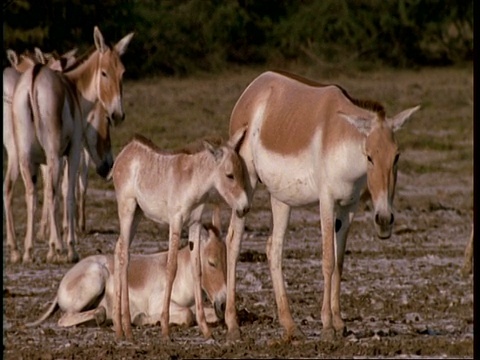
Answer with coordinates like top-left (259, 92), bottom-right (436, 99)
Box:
top-left (11, 27), bottom-right (133, 264)
top-left (26, 207), bottom-right (227, 329)
top-left (110, 129), bottom-right (250, 341)
top-left (224, 70), bottom-right (419, 342)
top-left (3, 48), bottom-right (77, 264)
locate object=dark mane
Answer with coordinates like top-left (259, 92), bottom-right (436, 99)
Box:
top-left (131, 134), bottom-right (224, 155)
top-left (272, 70), bottom-right (386, 118)
top-left (62, 46), bottom-right (96, 72)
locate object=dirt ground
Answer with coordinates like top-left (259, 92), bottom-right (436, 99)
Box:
top-left (3, 66), bottom-right (473, 359)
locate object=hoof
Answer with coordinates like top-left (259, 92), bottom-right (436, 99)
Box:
top-left (226, 326), bottom-right (241, 343)
top-left (321, 327), bottom-right (336, 341)
top-left (22, 255), bottom-right (34, 264)
top-left (95, 307), bottom-right (107, 326)
top-left (283, 327), bottom-right (305, 343)
top-left (68, 251), bottom-right (80, 263)
top-left (10, 250), bottom-right (22, 264)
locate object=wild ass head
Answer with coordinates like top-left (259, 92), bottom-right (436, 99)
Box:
top-left (204, 126), bottom-right (250, 218)
top-left (93, 26), bottom-right (134, 127)
top-left (341, 105), bottom-right (420, 239)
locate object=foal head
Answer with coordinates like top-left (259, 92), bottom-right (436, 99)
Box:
top-left (92, 26), bottom-right (134, 126)
top-left (199, 224), bottom-right (227, 320)
top-left (342, 105), bottom-right (419, 239)
top-left (205, 126), bottom-right (250, 218)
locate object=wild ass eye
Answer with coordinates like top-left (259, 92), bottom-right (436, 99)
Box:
top-left (367, 155), bottom-right (373, 165)
top-left (226, 173), bottom-right (234, 180)
top-left (101, 70), bottom-right (107, 77)
top-left (208, 260), bottom-right (217, 268)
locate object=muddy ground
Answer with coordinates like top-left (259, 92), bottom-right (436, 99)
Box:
top-left (3, 66), bottom-right (473, 359)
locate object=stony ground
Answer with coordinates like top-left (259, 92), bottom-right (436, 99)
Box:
top-left (3, 65), bottom-right (473, 359)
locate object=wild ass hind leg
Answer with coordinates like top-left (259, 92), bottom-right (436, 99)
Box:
top-left (63, 155), bottom-right (80, 263)
top-left (18, 159), bottom-right (39, 264)
top-left (38, 164), bottom-right (50, 242)
top-left (45, 159), bottom-right (67, 263)
top-left (330, 205), bottom-right (357, 337)
top-left (267, 197), bottom-right (304, 342)
top-left (4, 149), bottom-right (21, 263)
top-left (58, 306), bottom-right (107, 327)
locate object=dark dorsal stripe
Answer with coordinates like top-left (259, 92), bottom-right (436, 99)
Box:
top-left (131, 133), bottom-right (224, 155)
top-left (272, 70), bottom-right (386, 118)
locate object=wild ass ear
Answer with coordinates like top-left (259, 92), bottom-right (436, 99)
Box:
top-left (338, 112), bottom-right (375, 136)
top-left (34, 48), bottom-right (47, 64)
top-left (7, 49), bottom-right (18, 67)
top-left (204, 140), bottom-right (224, 162)
top-left (211, 204), bottom-right (222, 237)
top-left (228, 125), bottom-right (248, 152)
top-left (115, 32), bottom-right (135, 57)
top-left (388, 105), bottom-right (420, 132)
top-left (94, 26), bottom-right (108, 54)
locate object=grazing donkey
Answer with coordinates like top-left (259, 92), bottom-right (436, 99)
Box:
top-left (26, 208), bottom-right (227, 329)
top-left (224, 70), bottom-right (419, 342)
top-left (110, 128), bottom-right (250, 341)
top-left (11, 27), bottom-right (133, 264)
top-left (3, 48), bottom-right (77, 264)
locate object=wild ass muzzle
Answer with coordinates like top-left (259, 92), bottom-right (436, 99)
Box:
top-left (224, 70), bottom-right (419, 342)
top-left (11, 27), bottom-right (133, 264)
top-left (26, 207), bottom-right (227, 329)
top-left (110, 128), bottom-right (249, 341)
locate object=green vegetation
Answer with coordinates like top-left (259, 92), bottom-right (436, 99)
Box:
top-left (3, 0), bottom-right (473, 78)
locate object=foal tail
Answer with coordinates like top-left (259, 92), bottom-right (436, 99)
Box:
top-left (25, 296), bottom-right (60, 327)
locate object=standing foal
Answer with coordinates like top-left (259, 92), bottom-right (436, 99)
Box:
top-left (111, 128), bottom-right (250, 341)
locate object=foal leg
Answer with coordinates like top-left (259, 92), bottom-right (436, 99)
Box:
top-left (113, 198), bottom-right (140, 340)
top-left (160, 217), bottom-right (182, 341)
top-left (267, 197), bottom-right (304, 342)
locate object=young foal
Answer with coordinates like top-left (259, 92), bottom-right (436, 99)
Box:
top-left (26, 215), bottom-right (227, 329)
top-left (224, 70), bottom-right (419, 342)
top-left (11, 27), bottom-right (133, 264)
top-left (3, 48), bottom-right (77, 264)
top-left (111, 128), bottom-right (250, 341)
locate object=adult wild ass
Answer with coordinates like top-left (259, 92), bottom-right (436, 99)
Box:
top-left (224, 70), bottom-right (419, 342)
top-left (110, 129), bottom-right (250, 341)
top-left (26, 208), bottom-right (227, 329)
top-left (11, 27), bottom-right (133, 264)
top-left (3, 48), bottom-right (77, 264)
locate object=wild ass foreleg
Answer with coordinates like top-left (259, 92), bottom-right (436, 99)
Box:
top-left (189, 220), bottom-right (212, 340)
top-left (225, 211), bottom-right (246, 342)
top-left (267, 197), bottom-right (304, 342)
top-left (76, 149), bottom-right (90, 234)
top-left (4, 149), bottom-right (21, 263)
top-left (330, 205), bottom-right (356, 335)
top-left (45, 159), bottom-right (65, 263)
top-left (160, 219), bottom-right (182, 340)
top-left (319, 199), bottom-right (336, 340)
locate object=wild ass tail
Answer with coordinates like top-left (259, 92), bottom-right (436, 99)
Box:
top-left (25, 295), bottom-right (60, 327)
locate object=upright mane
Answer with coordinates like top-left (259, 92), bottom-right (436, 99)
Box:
top-left (62, 46), bottom-right (96, 72)
top-left (272, 70), bottom-right (386, 118)
top-left (131, 134), bottom-right (224, 155)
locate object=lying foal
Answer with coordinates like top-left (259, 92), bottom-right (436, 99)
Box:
top-left (26, 222), bottom-right (226, 328)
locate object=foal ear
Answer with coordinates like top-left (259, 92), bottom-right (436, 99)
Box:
top-left (94, 26), bottom-right (108, 54)
top-left (204, 140), bottom-right (224, 162)
top-left (7, 49), bottom-right (19, 67)
top-left (115, 32), bottom-right (135, 57)
top-left (388, 105), bottom-right (420, 132)
top-left (228, 125), bottom-right (248, 152)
